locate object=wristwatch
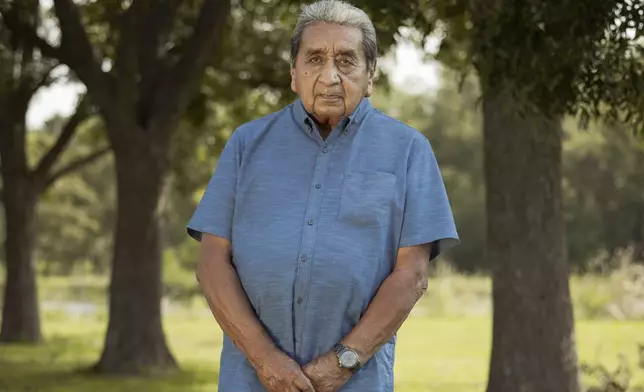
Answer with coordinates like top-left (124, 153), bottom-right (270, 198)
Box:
top-left (333, 343), bottom-right (362, 372)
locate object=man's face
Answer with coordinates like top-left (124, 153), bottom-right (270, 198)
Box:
top-left (291, 23), bottom-right (374, 127)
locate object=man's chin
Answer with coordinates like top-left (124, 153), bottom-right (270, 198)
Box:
top-left (314, 104), bottom-right (346, 117)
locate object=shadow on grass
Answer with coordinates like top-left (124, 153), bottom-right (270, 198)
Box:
top-left (0, 336), bottom-right (219, 392)
top-left (0, 365), bottom-right (219, 392)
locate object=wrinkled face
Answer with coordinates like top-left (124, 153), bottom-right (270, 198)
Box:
top-left (291, 22), bottom-right (374, 128)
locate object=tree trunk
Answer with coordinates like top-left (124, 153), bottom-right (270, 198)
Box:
top-left (93, 140), bottom-right (176, 374)
top-left (483, 87), bottom-right (580, 392)
top-left (0, 153), bottom-right (41, 343)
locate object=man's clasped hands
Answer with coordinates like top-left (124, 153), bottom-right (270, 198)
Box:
top-left (252, 347), bottom-right (353, 392)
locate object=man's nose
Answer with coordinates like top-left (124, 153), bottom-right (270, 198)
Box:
top-left (319, 60), bottom-right (340, 85)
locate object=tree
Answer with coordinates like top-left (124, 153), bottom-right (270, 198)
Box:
top-left (0, 0), bottom-right (108, 343)
top-left (431, 1), bottom-right (643, 390)
top-left (1, 0), bottom-right (231, 373)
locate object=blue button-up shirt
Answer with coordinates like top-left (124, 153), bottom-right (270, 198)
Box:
top-left (187, 98), bottom-right (458, 391)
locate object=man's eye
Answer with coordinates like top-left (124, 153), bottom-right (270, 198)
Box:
top-left (310, 57), bottom-right (322, 63)
top-left (338, 59), bottom-right (353, 66)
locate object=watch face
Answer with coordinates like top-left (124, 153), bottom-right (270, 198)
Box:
top-left (339, 349), bottom-right (359, 368)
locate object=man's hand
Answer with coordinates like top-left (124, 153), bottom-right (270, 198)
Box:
top-left (302, 351), bottom-right (352, 392)
top-left (253, 349), bottom-right (315, 392)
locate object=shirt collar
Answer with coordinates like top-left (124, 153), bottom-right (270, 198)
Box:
top-left (292, 97), bottom-right (372, 134)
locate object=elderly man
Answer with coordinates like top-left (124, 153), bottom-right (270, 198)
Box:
top-left (187, 1), bottom-right (458, 391)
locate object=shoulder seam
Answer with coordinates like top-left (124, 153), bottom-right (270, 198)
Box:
top-left (371, 109), bottom-right (421, 134)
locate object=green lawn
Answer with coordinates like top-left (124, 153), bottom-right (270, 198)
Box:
top-left (1, 306), bottom-right (642, 392)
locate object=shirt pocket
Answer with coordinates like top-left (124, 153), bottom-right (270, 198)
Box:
top-left (337, 171), bottom-right (396, 228)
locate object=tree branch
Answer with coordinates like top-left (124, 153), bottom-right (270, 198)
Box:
top-left (152, 0), bottom-right (231, 133)
top-left (110, 1), bottom-right (142, 123)
top-left (0, 6), bottom-right (62, 60)
top-left (142, 0), bottom-right (182, 67)
top-left (138, 0), bottom-right (182, 100)
top-left (109, 0), bottom-right (183, 129)
top-left (42, 146), bottom-right (111, 191)
top-left (32, 96), bottom-right (92, 181)
top-left (52, 0), bottom-right (111, 108)
top-left (32, 63), bottom-right (60, 91)
top-left (2, 1), bottom-right (111, 111)
top-left (15, 63), bottom-right (60, 113)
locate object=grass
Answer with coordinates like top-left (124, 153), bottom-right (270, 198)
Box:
top-left (0, 303), bottom-right (643, 392)
top-left (1, 267), bottom-right (643, 391)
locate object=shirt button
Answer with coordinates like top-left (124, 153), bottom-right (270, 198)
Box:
top-left (297, 297), bottom-right (303, 304)
top-left (315, 184), bottom-right (321, 189)
top-left (301, 255), bottom-right (307, 262)
top-left (322, 147), bottom-right (328, 153)
top-left (307, 219), bottom-right (314, 226)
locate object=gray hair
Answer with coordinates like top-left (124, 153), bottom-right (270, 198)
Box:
top-left (290, 0), bottom-right (378, 75)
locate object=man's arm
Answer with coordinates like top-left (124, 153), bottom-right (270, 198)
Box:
top-left (196, 234), bottom-right (276, 366)
top-left (340, 243), bottom-right (431, 360)
top-left (197, 233), bottom-right (314, 392)
top-left (303, 243), bottom-right (431, 390)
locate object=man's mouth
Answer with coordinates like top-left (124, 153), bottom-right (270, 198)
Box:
top-left (319, 94), bottom-right (343, 100)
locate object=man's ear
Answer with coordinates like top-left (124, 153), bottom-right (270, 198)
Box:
top-left (365, 63), bottom-right (376, 97)
top-left (290, 67), bottom-right (297, 94)
top-left (365, 77), bottom-right (374, 97)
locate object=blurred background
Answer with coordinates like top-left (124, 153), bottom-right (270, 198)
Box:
top-left (0, 0), bottom-right (643, 391)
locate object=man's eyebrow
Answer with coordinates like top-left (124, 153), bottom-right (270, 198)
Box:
top-left (335, 49), bottom-right (359, 57)
top-left (302, 47), bottom-right (359, 57)
top-left (303, 47), bottom-right (327, 57)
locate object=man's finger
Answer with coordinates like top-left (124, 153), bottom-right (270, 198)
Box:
top-left (294, 373), bottom-right (315, 392)
top-left (290, 383), bottom-right (309, 392)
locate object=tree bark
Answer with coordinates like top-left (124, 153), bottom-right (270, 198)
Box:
top-left (0, 123), bottom-right (41, 343)
top-left (483, 87), bottom-right (580, 392)
top-left (93, 138), bottom-right (176, 374)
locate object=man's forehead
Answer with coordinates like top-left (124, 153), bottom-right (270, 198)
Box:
top-left (300, 23), bottom-right (363, 51)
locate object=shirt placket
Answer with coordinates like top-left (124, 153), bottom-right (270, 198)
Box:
top-left (293, 135), bottom-right (336, 356)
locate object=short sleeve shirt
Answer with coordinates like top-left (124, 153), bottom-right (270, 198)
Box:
top-left (187, 98), bottom-right (459, 391)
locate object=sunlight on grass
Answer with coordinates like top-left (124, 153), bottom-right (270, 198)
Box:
top-left (395, 317), bottom-right (644, 392)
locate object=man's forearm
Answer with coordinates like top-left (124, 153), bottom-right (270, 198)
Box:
top-left (341, 245), bottom-right (430, 364)
top-left (196, 235), bottom-right (277, 368)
